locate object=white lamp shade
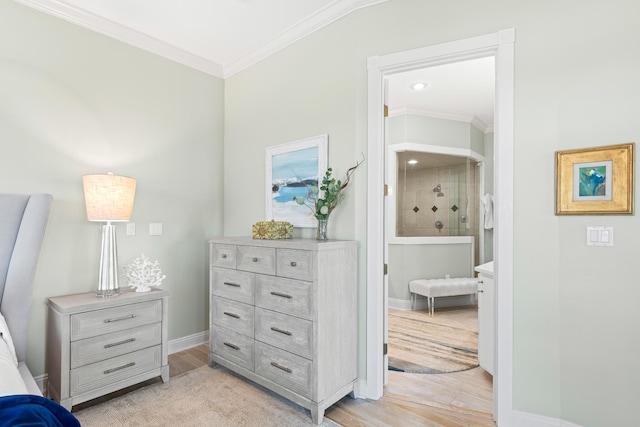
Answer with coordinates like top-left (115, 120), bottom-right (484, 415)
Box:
top-left (83, 174), bottom-right (136, 222)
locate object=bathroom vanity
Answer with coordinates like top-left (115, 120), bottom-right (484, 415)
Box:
top-left (475, 261), bottom-right (495, 375)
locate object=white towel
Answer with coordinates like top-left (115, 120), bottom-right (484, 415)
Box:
top-left (481, 193), bottom-right (494, 230)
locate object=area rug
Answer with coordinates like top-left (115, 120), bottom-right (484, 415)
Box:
top-left (387, 308), bottom-right (478, 374)
top-left (73, 365), bottom-right (341, 427)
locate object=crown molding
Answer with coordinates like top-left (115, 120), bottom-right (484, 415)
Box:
top-left (222, 0), bottom-right (389, 77)
top-left (14, 0), bottom-right (221, 78)
top-left (14, 0), bottom-right (388, 79)
top-left (389, 105), bottom-right (493, 133)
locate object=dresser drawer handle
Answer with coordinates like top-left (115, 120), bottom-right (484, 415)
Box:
top-left (104, 362), bottom-right (135, 374)
top-left (290, 261), bottom-right (297, 267)
top-left (104, 338), bottom-right (136, 348)
top-left (270, 327), bottom-right (292, 336)
top-left (223, 282), bottom-right (241, 288)
top-left (252, 257), bottom-right (258, 262)
top-left (270, 291), bottom-right (292, 299)
top-left (223, 311), bottom-right (240, 319)
top-left (221, 254), bottom-right (228, 259)
top-left (270, 362), bottom-right (292, 374)
top-left (104, 314), bottom-right (136, 323)
top-left (223, 342), bottom-right (240, 351)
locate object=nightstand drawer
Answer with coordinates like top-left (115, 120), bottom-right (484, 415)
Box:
top-left (211, 268), bottom-right (254, 304)
top-left (255, 275), bottom-right (312, 319)
top-left (276, 249), bottom-right (314, 281)
top-left (210, 243), bottom-right (236, 269)
top-left (255, 308), bottom-right (312, 359)
top-left (70, 323), bottom-right (161, 369)
top-left (70, 300), bottom-right (162, 341)
top-left (211, 326), bottom-right (254, 371)
top-left (237, 246), bottom-right (275, 275)
top-left (255, 341), bottom-right (311, 398)
top-left (70, 345), bottom-right (162, 396)
top-left (211, 296), bottom-right (254, 337)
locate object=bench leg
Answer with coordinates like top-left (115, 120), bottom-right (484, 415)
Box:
top-left (429, 297), bottom-right (434, 317)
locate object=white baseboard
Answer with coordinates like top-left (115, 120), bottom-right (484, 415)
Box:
top-left (388, 295), bottom-right (476, 311)
top-left (512, 410), bottom-right (583, 427)
top-left (37, 331), bottom-right (211, 395)
top-left (167, 330), bottom-right (209, 354)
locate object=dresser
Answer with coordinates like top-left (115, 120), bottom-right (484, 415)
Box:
top-left (46, 288), bottom-right (169, 410)
top-left (209, 237), bottom-right (357, 425)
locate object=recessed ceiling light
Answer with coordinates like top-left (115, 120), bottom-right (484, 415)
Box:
top-left (408, 159), bottom-right (418, 165)
top-left (410, 82), bottom-right (428, 91)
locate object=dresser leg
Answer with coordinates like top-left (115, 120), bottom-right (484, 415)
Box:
top-left (310, 405), bottom-right (324, 425)
top-left (161, 365), bottom-right (170, 383)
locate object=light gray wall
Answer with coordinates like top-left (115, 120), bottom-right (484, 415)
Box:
top-left (0, 1), bottom-right (224, 376)
top-left (224, 1), bottom-right (640, 425)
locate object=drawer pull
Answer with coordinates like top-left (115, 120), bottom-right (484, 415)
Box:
top-left (270, 362), bottom-right (292, 374)
top-left (104, 314), bottom-right (136, 323)
top-left (223, 342), bottom-right (240, 351)
top-left (270, 326), bottom-right (292, 336)
top-left (290, 261), bottom-right (297, 267)
top-left (223, 311), bottom-right (240, 319)
top-left (270, 291), bottom-right (292, 299)
top-left (221, 254), bottom-right (228, 259)
top-left (104, 362), bottom-right (135, 374)
top-left (252, 257), bottom-right (258, 262)
top-left (223, 282), bottom-right (241, 288)
top-left (104, 338), bottom-right (136, 348)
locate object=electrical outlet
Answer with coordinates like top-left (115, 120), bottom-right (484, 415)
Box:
top-left (126, 223), bottom-right (136, 236)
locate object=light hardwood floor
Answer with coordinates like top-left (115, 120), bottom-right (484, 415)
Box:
top-left (74, 306), bottom-right (494, 426)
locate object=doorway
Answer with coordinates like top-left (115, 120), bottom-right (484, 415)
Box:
top-left (365, 29), bottom-right (515, 425)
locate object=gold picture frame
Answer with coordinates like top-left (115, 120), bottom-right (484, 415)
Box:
top-left (555, 142), bottom-right (634, 215)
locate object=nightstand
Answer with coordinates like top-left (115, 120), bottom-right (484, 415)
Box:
top-left (46, 288), bottom-right (169, 410)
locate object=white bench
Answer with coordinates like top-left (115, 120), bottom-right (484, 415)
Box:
top-left (409, 277), bottom-right (478, 316)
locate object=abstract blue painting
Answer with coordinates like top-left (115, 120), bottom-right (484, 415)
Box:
top-left (265, 135), bottom-right (328, 227)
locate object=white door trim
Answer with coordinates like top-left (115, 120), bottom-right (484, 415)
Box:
top-left (366, 29), bottom-right (515, 426)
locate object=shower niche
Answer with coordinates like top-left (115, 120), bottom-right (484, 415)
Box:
top-left (395, 150), bottom-right (480, 238)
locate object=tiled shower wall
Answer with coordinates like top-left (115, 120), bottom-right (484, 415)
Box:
top-left (397, 163), bottom-right (480, 240)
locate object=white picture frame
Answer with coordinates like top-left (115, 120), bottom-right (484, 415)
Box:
top-left (265, 135), bottom-right (328, 227)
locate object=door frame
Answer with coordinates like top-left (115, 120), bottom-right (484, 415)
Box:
top-left (365, 29), bottom-right (515, 425)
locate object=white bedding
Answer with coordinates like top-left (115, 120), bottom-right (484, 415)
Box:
top-left (0, 313), bottom-right (28, 396)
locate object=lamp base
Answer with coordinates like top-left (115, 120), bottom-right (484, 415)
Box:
top-left (96, 222), bottom-right (120, 297)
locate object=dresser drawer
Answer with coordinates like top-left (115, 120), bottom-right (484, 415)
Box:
top-left (211, 296), bottom-right (254, 337)
top-left (255, 275), bottom-right (312, 320)
top-left (211, 268), bottom-right (254, 304)
top-left (255, 308), bottom-right (312, 359)
top-left (210, 243), bottom-right (236, 268)
top-left (211, 326), bottom-right (254, 371)
top-left (70, 345), bottom-right (162, 396)
top-left (70, 300), bottom-right (163, 341)
top-left (71, 323), bottom-right (161, 369)
top-left (276, 249), bottom-right (314, 281)
top-left (237, 245), bottom-right (275, 275)
top-left (255, 341), bottom-right (311, 398)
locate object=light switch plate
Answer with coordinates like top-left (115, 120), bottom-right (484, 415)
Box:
top-left (126, 223), bottom-right (136, 236)
top-left (586, 226), bottom-right (613, 246)
top-left (149, 223), bottom-right (163, 236)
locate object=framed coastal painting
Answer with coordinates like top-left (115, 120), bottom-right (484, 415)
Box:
top-left (555, 142), bottom-right (634, 215)
top-left (265, 135), bottom-right (328, 227)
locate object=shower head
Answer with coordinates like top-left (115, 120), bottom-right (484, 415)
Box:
top-left (433, 184), bottom-right (441, 193)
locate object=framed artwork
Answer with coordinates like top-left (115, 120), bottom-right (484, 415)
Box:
top-left (555, 142), bottom-right (634, 215)
top-left (265, 135), bottom-right (328, 227)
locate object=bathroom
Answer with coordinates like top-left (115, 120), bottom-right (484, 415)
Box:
top-left (386, 113), bottom-right (494, 310)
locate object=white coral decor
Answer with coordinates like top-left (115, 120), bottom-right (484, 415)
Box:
top-left (124, 254), bottom-right (166, 292)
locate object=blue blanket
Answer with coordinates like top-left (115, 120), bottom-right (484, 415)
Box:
top-left (0, 394), bottom-right (80, 426)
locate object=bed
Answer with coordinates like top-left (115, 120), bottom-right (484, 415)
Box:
top-left (0, 193), bottom-right (80, 426)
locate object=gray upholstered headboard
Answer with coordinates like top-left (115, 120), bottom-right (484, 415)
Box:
top-left (0, 193), bottom-right (52, 363)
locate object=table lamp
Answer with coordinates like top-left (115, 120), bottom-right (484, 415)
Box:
top-left (83, 173), bottom-right (136, 297)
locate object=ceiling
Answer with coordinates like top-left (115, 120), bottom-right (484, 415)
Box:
top-left (15, 0), bottom-right (494, 129)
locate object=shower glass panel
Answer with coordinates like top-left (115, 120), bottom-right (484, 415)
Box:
top-left (396, 151), bottom-right (479, 238)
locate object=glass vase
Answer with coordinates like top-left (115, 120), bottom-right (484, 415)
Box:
top-left (316, 218), bottom-right (328, 240)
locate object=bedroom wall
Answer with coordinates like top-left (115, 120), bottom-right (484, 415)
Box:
top-left (223, 0), bottom-right (640, 425)
top-left (0, 0), bottom-right (224, 377)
